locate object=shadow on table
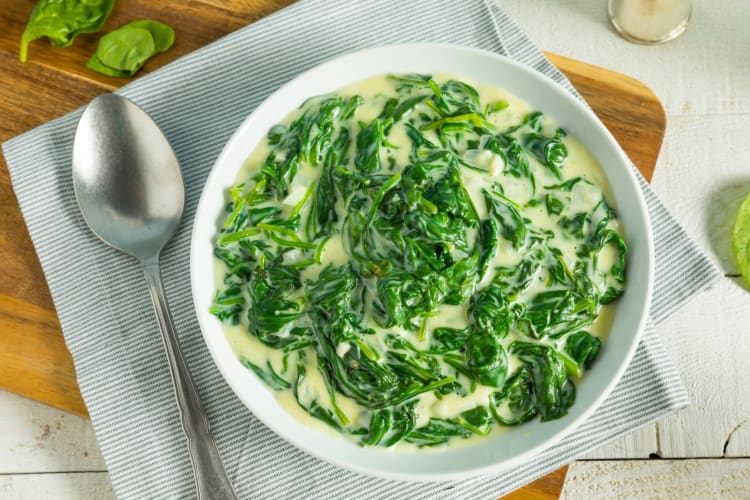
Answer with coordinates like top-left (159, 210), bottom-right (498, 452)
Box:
top-left (705, 179), bottom-right (750, 287)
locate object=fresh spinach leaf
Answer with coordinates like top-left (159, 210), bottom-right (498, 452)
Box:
top-left (20, 0), bottom-right (115, 62)
top-left (86, 20), bottom-right (175, 77)
top-left (93, 27), bottom-right (155, 74)
top-left (122, 20), bottom-right (174, 52)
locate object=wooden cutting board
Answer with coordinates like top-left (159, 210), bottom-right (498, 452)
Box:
top-left (0, 1), bottom-right (665, 497)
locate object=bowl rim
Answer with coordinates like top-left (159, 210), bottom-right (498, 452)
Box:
top-left (189, 42), bottom-right (654, 482)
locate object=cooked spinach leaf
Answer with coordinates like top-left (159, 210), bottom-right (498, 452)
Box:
top-left (510, 341), bottom-right (576, 421)
top-left (565, 331), bottom-right (602, 371)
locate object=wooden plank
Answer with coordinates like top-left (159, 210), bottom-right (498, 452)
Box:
top-left (0, 390), bottom-right (104, 474)
top-left (648, 277), bottom-right (750, 458)
top-left (0, 295), bottom-right (86, 417)
top-left (725, 419), bottom-right (750, 458)
top-left (581, 426), bottom-right (657, 460)
top-left (0, 472), bottom-right (115, 499)
top-left (0, 0), bottom-right (296, 89)
top-left (0, 49), bottom-right (116, 313)
top-left (504, 466), bottom-right (569, 500)
top-left (545, 52), bottom-right (663, 180)
top-left (647, 115), bottom-right (750, 460)
top-left (561, 459), bottom-right (750, 499)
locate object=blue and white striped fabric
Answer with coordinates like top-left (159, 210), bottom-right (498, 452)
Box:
top-left (2, 0), bottom-right (720, 498)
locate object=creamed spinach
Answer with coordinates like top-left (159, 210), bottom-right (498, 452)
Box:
top-left (211, 74), bottom-right (627, 448)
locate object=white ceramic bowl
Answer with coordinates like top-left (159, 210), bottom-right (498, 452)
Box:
top-left (190, 43), bottom-right (653, 481)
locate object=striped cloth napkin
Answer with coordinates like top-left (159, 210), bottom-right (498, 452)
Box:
top-left (2, 0), bottom-right (720, 497)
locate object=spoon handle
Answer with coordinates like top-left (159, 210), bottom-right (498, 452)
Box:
top-left (143, 260), bottom-right (238, 500)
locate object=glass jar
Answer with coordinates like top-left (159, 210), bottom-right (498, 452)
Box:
top-left (608, 0), bottom-right (692, 44)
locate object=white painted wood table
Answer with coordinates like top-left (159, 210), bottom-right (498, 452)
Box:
top-left (1, 1), bottom-right (748, 497)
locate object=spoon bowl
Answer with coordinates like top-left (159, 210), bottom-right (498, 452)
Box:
top-left (72, 93), bottom-right (184, 259)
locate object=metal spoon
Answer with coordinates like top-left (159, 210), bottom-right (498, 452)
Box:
top-left (72, 94), bottom-right (238, 500)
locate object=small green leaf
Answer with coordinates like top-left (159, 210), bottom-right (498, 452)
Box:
top-left (240, 358), bottom-right (291, 391)
top-left (485, 100), bottom-right (509, 114)
top-left (122, 20), bottom-right (175, 52)
top-left (86, 20), bottom-right (175, 78)
top-left (85, 54), bottom-right (130, 77)
top-left (20, 0), bottom-right (115, 62)
top-left (96, 28), bottom-right (155, 73)
top-left (733, 192), bottom-right (750, 287)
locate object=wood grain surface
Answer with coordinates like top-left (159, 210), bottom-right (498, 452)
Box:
top-left (561, 459), bottom-right (750, 498)
top-left (0, 1), bottom-right (666, 497)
